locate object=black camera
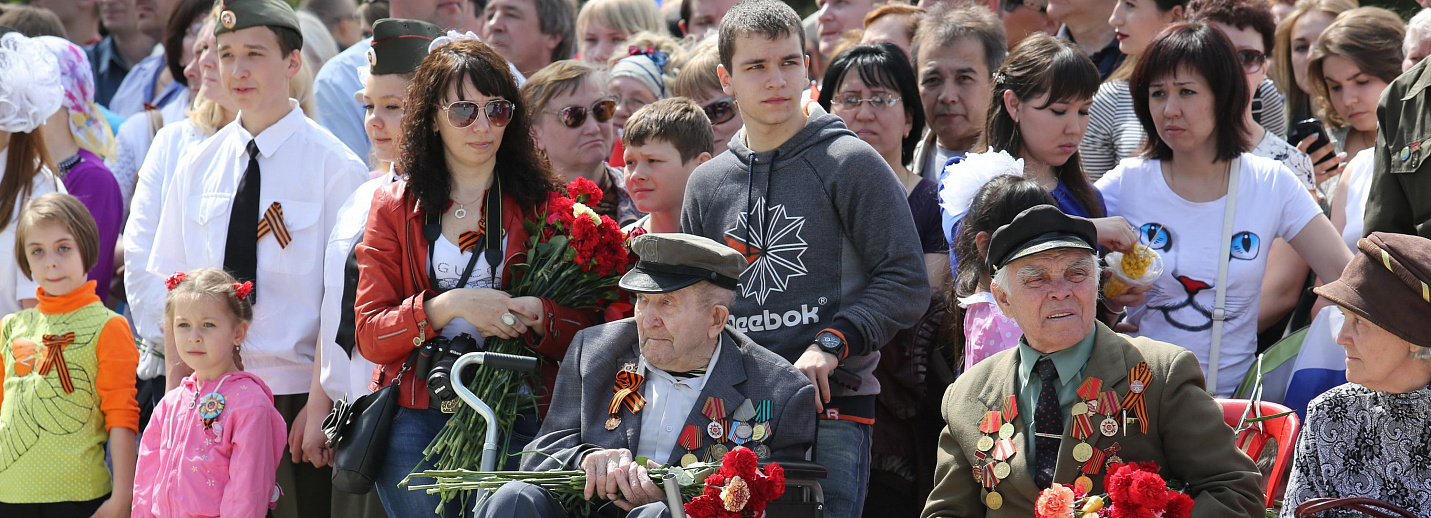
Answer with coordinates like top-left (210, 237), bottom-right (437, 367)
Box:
top-left (415, 333), bottom-right (479, 413)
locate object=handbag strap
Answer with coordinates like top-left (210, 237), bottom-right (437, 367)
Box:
top-left (1208, 156), bottom-right (1240, 396)
top-left (1296, 497), bottom-right (1417, 518)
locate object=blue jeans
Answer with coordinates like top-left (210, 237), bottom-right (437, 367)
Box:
top-left (816, 419), bottom-right (872, 518)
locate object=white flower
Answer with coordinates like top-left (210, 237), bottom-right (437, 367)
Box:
top-left (937, 150), bottom-right (1025, 224)
top-left (572, 203), bottom-right (601, 225)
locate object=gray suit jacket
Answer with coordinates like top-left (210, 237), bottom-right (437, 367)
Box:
top-left (922, 322), bottom-right (1264, 517)
top-left (521, 319), bottom-right (818, 471)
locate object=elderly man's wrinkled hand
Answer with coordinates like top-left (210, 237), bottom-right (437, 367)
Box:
top-left (1105, 283), bottom-right (1150, 312)
top-left (610, 459), bottom-right (666, 510)
top-left (581, 448), bottom-right (634, 501)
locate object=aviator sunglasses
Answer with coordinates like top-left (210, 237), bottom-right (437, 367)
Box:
top-left (702, 97), bottom-right (737, 125)
top-left (546, 98), bottom-right (617, 128)
top-left (435, 99), bottom-right (515, 128)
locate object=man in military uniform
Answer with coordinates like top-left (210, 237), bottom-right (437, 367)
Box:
top-left (922, 206), bottom-right (1263, 517)
top-left (474, 233), bottom-right (817, 517)
top-left (1365, 53), bottom-right (1431, 237)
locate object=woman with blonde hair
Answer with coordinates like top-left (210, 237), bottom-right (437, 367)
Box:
top-left (576, 0), bottom-right (666, 67)
top-left (1271, 0), bottom-right (1357, 182)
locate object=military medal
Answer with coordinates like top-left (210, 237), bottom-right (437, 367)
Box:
top-left (977, 436), bottom-right (994, 452)
top-left (998, 423), bottom-right (1015, 439)
top-left (1071, 413), bottom-right (1094, 462)
top-left (980, 460), bottom-right (1002, 510)
top-left (679, 425), bottom-right (701, 467)
top-left (702, 398), bottom-right (727, 439)
top-left (1120, 362), bottom-right (1152, 435)
top-left (752, 424), bottom-right (767, 441)
top-left (1104, 443), bottom-right (1123, 467)
top-left (986, 491), bottom-right (1003, 510)
top-left (993, 462), bottom-right (1012, 480)
top-left (606, 364), bottom-right (646, 431)
top-left (730, 400), bottom-right (757, 444)
top-left (1071, 402), bottom-right (1088, 416)
top-left (992, 438), bottom-right (1017, 461)
top-left (1097, 390), bottom-right (1121, 416)
top-left (972, 452), bottom-right (987, 484)
top-left (754, 444), bottom-right (771, 459)
top-left (979, 411), bottom-right (1003, 434)
top-left (1074, 476), bottom-right (1093, 494)
top-left (707, 443), bottom-right (728, 461)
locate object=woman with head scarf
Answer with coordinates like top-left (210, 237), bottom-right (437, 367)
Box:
top-left (36, 35), bottom-right (122, 302)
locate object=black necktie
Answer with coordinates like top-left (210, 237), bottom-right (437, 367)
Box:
top-left (1033, 358), bottom-right (1062, 489)
top-left (224, 140), bottom-right (261, 298)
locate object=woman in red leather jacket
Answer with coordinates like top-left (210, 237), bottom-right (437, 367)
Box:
top-left (354, 38), bottom-right (597, 516)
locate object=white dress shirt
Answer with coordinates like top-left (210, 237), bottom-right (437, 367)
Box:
top-left (317, 169), bottom-right (393, 401)
top-left (0, 152), bottom-right (65, 316)
top-left (148, 102), bottom-right (367, 394)
top-left (123, 120), bottom-right (211, 353)
top-left (107, 90), bottom-right (190, 208)
top-left (635, 349), bottom-right (721, 465)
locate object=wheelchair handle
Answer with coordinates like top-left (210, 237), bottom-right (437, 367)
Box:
top-left (480, 352), bottom-right (540, 374)
top-left (451, 352), bottom-right (530, 471)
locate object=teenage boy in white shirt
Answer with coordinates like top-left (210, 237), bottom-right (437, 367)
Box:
top-left (147, 0), bottom-right (367, 515)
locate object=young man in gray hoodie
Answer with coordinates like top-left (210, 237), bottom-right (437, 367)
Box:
top-left (680, 1), bottom-right (930, 515)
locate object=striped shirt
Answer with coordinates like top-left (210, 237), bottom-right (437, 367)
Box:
top-left (1080, 78), bottom-right (1286, 181)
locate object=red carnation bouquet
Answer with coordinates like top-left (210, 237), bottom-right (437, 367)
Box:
top-left (1034, 462), bottom-right (1194, 518)
top-left (416, 177), bottom-right (632, 512)
top-left (685, 446), bottom-right (786, 518)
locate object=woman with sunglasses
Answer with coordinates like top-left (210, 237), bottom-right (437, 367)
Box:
top-left (671, 39), bottom-right (743, 155)
top-left (355, 39), bottom-right (599, 517)
top-left (818, 43), bottom-right (946, 290)
top-left (1094, 23), bottom-right (1350, 397)
top-left (523, 60), bottom-right (643, 226)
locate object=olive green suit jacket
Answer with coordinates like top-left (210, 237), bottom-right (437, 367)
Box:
top-left (1365, 57), bottom-right (1431, 237)
top-left (921, 322), bottom-right (1264, 517)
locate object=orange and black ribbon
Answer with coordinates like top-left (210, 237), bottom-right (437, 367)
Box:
top-left (1120, 362), bottom-right (1153, 434)
top-left (1080, 446), bottom-right (1107, 475)
top-left (607, 368), bottom-right (647, 416)
top-left (457, 195), bottom-right (491, 253)
top-left (1071, 413), bottom-right (1094, 440)
top-left (38, 333), bottom-right (75, 393)
top-left (702, 397), bottom-right (726, 421)
top-left (679, 424), bottom-right (701, 451)
top-left (255, 202), bottom-right (291, 248)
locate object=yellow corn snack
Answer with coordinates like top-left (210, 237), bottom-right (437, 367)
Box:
top-left (1103, 275), bottom-right (1128, 298)
top-left (1121, 244), bottom-right (1155, 279)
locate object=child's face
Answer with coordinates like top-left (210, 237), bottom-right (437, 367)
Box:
top-left (217, 26), bottom-right (301, 115)
top-left (24, 221), bottom-right (88, 296)
top-left (623, 140), bottom-right (708, 215)
top-left (172, 294), bottom-right (248, 380)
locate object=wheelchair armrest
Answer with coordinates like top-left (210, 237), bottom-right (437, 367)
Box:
top-left (764, 460), bottom-right (826, 479)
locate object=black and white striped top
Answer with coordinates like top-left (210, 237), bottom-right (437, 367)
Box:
top-left (1080, 78), bottom-right (1286, 181)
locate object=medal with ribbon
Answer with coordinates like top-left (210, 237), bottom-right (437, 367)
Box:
top-left (730, 399), bottom-right (756, 444)
top-left (1120, 362), bottom-right (1153, 435)
top-left (191, 374), bottom-right (232, 431)
top-left (702, 397), bottom-right (727, 439)
top-left (752, 400), bottom-right (772, 441)
top-left (605, 363), bottom-right (646, 430)
top-left (1098, 390), bottom-right (1122, 436)
top-left (678, 425), bottom-right (702, 467)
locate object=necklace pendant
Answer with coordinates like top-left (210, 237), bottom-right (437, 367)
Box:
top-left (454, 207), bottom-right (467, 219)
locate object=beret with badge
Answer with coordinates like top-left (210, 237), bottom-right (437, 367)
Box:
top-left (986, 204), bottom-right (1098, 273)
top-left (368, 18), bottom-right (443, 76)
top-left (620, 233), bottom-right (747, 294)
top-left (215, 0), bottom-right (301, 43)
top-left (1315, 232), bottom-right (1431, 348)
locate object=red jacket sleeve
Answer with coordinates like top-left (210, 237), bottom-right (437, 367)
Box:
top-left (354, 187), bottom-right (430, 366)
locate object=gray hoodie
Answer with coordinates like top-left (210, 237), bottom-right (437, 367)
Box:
top-left (680, 111), bottom-right (929, 403)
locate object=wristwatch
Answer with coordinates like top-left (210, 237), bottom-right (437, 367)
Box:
top-left (814, 329), bottom-right (848, 360)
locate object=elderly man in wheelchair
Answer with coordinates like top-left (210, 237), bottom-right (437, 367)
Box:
top-left (474, 233), bottom-right (819, 517)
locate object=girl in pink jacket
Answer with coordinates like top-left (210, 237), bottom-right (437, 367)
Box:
top-left (133, 269), bottom-right (286, 517)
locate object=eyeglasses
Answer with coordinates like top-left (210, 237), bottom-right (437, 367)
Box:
top-left (702, 97), bottom-right (737, 124)
top-left (545, 98), bottom-right (616, 128)
top-left (435, 99), bottom-right (515, 128)
top-left (836, 93), bottom-right (900, 110)
top-left (1238, 49), bottom-right (1267, 74)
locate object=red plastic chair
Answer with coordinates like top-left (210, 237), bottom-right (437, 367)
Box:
top-left (1217, 398), bottom-right (1301, 508)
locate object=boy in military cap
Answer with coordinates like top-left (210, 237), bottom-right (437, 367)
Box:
top-left (473, 233), bottom-right (817, 518)
top-left (147, 0), bottom-right (368, 516)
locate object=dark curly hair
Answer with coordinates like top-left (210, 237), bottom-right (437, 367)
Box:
top-left (399, 39), bottom-right (559, 213)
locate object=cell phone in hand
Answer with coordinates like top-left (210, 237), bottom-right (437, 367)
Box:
top-left (830, 367), bottom-right (862, 391)
top-left (1288, 118), bottom-right (1334, 165)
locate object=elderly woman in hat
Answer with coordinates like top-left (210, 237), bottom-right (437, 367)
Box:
top-left (1281, 232), bottom-right (1431, 517)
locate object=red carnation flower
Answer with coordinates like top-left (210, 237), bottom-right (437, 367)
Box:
top-left (1163, 492), bottom-right (1194, 518)
top-left (1127, 471), bottom-right (1170, 509)
top-left (566, 177), bottom-right (604, 206)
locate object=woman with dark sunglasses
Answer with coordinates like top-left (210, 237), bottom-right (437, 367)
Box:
top-left (671, 39), bottom-right (744, 154)
top-left (522, 60), bottom-right (644, 227)
top-left (354, 38), bottom-right (599, 517)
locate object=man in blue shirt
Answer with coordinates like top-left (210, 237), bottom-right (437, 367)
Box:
top-left (108, 0), bottom-right (183, 116)
top-left (87, 0), bottom-right (159, 108)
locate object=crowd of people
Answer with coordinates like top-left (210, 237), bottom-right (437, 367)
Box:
top-left (0, 0), bottom-right (1429, 516)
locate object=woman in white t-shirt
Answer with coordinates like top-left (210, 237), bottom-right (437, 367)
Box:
top-left (1095, 23), bottom-right (1350, 396)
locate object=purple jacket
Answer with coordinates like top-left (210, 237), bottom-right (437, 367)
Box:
top-left (61, 149), bottom-right (122, 301)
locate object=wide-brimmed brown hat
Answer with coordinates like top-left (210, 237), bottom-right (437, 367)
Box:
top-left (1314, 232), bottom-right (1431, 348)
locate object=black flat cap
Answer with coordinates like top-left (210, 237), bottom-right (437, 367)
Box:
top-left (986, 204), bottom-right (1098, 273)
top-left (620, 233), bottom-right (746, 294)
